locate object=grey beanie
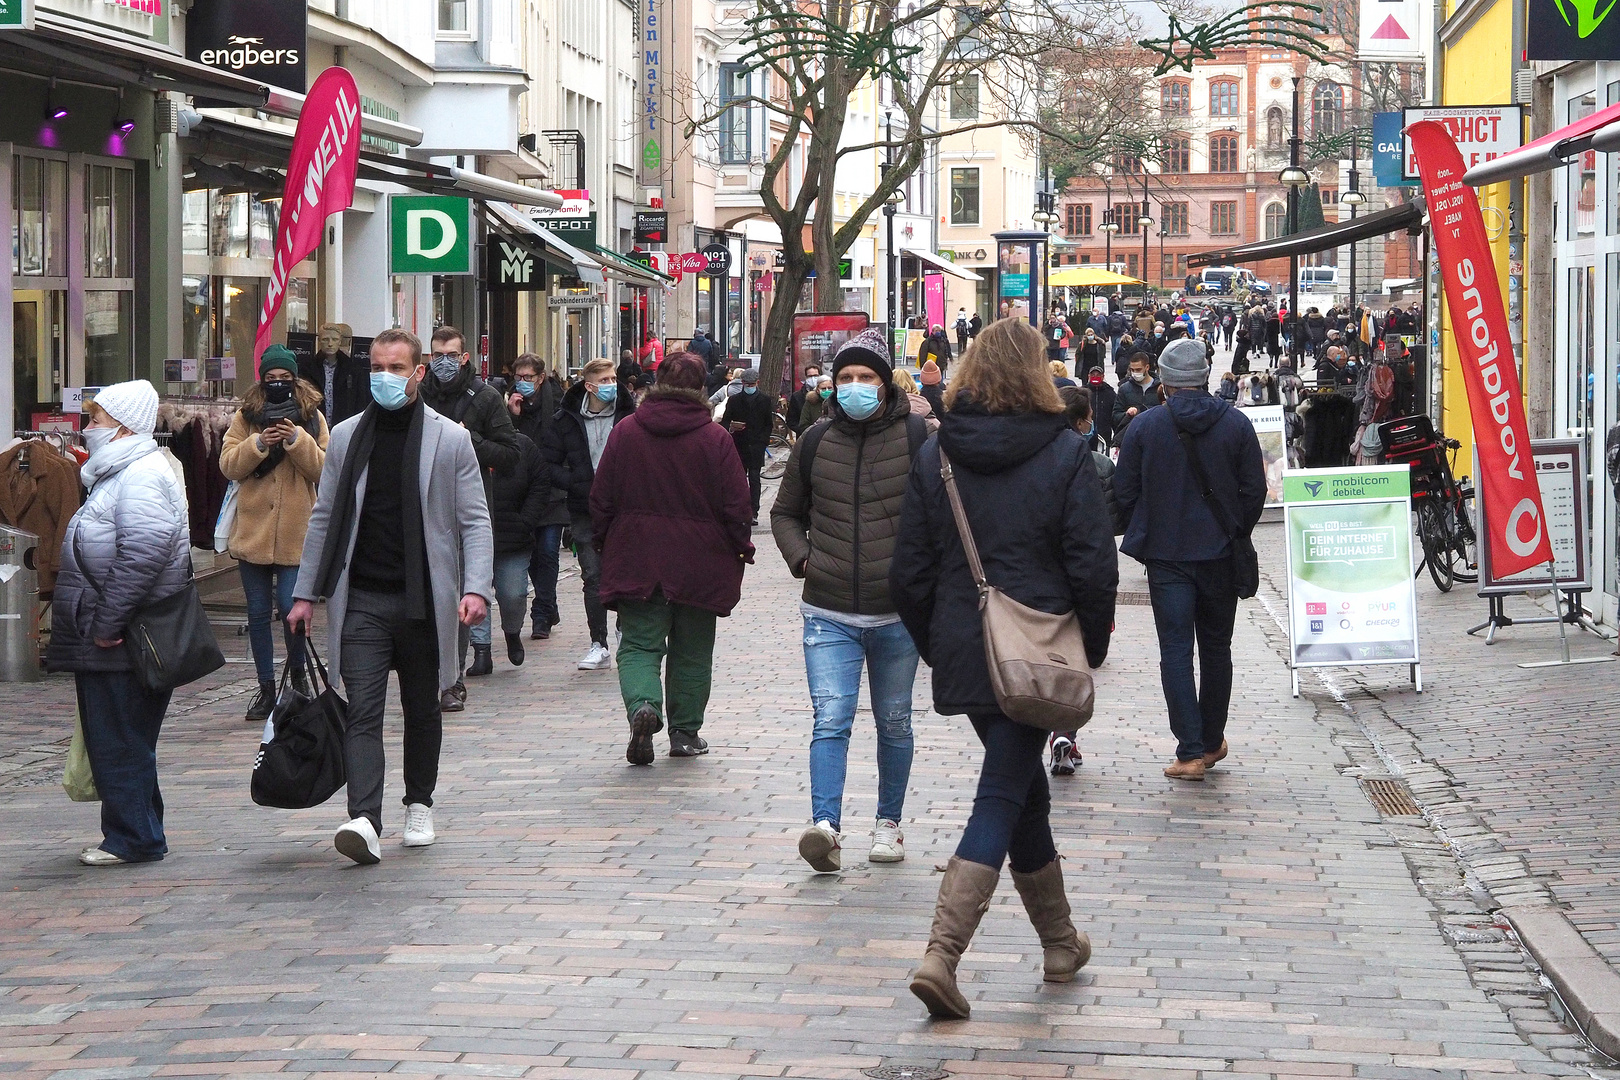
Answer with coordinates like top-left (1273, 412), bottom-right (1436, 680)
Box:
top-left (1158, 338), bottom-right (1210, 389)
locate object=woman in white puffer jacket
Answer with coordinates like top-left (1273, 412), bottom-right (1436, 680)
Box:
top-left (46, 380), bottom-right (190, 866)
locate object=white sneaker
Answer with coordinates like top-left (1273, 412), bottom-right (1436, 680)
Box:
top-left (578, 642), bottom-right (612, 670)
top-left (870, 820), bottom-right (905, 863)
top-left (402, 803), bottom-right (436, 847)
top-left (334, 817), bottom-right (381, 865)
top-left (798, 820), bottom-right (841, 873)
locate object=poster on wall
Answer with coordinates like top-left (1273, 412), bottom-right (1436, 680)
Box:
top-left (1244, 404), bottom-right (1287, 508)
top-left (1284, 465), bottom-right (1421, 695)
top-left (791, 312), bottom-right (869, 390)
top-left (1476, 439), bottom-right (1590, 592)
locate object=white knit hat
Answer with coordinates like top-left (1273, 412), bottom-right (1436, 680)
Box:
top-left (93, 380), bottom-right (159, 436)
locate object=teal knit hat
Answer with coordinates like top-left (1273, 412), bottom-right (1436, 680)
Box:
top-left (259, 345), bottom-right (298, 378)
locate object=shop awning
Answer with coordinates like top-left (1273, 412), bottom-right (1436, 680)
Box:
top-left (1465, 100), bottom-right (1620, 186)
top-left (486, 202), bottom-right (605, 285)
top-left (903, 247), bottom-right (982, 281)
top-left (1049, 266), bottom-right (1144, 287)
top-left (1187, 201), bottom-right (1424, 269)
top-left (0, 13), bottom-right (270, 108)
top-left (593, 247), bottom-right (672, 287)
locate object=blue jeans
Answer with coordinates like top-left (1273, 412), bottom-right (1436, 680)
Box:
top-left (803, 616), bottom-right (918, 830)
top-left (472, 552), bottom-right (535, 645)
top-left (528, 524), bottom-right (565, 630)
top-left (76, 670), bottom-right (172, 862)
top-left (238, 561), bottom-right (303, 686)
top-left (955, 712), bottom-right (1058, 873)
top-left (1147, 558), bottom-right (1239, 761)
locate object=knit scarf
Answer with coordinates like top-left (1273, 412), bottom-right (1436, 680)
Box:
top-left (314, 398), bottom-right (428, 619)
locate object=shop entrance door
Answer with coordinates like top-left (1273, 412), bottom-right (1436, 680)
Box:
top-left (12, 289), bottom-right (64, 433)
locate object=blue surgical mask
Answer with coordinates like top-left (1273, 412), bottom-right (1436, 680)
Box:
top-left (429, 355), bottom-right (461, 383)
top-left (743, 386), bottom-right (757, 394)
top-left (837, 383), bottom-right (882, 420)
top-left (514, 380), bottom-right (536, 397)
top-left (594, 383), bottom-right (618, 403)
top-left (370, 371), bottom-right (412, 410)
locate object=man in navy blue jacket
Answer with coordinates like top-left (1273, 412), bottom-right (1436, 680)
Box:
top-left (1114, 338), bottom-right (1266, 782)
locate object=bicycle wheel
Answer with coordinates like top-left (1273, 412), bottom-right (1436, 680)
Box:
top-left (761, 437), bottom-right (791, 480)
top-left (1417, 499), bottom-right (1454, 592)
top-left (1449, 488), bottom-right (1479, 583)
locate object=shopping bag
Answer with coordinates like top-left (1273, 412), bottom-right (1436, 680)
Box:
top-left (215, 480), bottom-right (239, 554)
top-left (63, 708), bottom-right (99, 803)
top-left (251, 638), bottom-right (348, 810)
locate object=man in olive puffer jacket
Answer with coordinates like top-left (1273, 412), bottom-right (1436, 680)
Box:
top-left (771, 326), bottom-right (927, 874)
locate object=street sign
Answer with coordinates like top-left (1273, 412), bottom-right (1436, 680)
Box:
top-left (1283, 465), bottom-right (1420, 695)
top-left (701, 242), bottom-right (732, 277)
top-left (634, 211), bottom-right (668, 244)
top-left (1401, 106), bottom-right (1524, 180)
top-left (486, 236), bottom-right (545, 291)
top-left (0, 0), bottom-right (36, 29)
top-left (389, 195), bottom-right (473, 274)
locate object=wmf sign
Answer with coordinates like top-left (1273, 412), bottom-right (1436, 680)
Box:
top-left (487, 237), bottom-right (545, 292)
top-left (390, 196), bottom-right (474, 275)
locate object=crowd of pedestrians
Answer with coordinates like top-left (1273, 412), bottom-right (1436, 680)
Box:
top-left (47, 303), bottom-right (1296, 1019)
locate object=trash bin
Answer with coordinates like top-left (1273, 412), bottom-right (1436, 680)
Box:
top-left (0, 525), bottom-right (41, 683)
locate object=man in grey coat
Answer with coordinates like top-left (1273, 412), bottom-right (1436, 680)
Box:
top-left (289, 327), bottom-right (494, 866)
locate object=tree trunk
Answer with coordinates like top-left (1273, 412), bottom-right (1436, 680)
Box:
top-left (757, 256), bottom-right (811, 400)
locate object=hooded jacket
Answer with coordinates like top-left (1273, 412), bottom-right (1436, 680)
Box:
top-left (47, 436), bottom-right (190, 673)
top-left (590, 387), bottom-right (754, 615)
top-left (891, 404), bottom-right (1117, 715)
top-left (770, 389), bottom-right (918, 616)
top-left (1114, 389), bottom-right (1267, 563)
top-left (544, 379), bottom-right (637, 515)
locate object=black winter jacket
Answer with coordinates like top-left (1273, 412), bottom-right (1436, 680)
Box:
top-left (1113, 375), bottom-right (1162, 435)
top-left (490, 434), bottom-right (552, 554)
top-left (418, 361), bottom-right (521, 478)
top-left (543, 380), bottom-right (637, 515)
top-left (892, 405), bottom-right (1117, 715)
top-left (721, 388), bottom-right (775, 466)
top-left (512, 378), bottom-right (569, 525)
top-left (298, 350), bottom-right (371, 427)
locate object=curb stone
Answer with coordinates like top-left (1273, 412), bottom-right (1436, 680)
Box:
top-left (1505, 904), bottom-right (1620, 1061)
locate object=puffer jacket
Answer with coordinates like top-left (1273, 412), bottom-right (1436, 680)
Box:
top-left (491, 434), bottom-right (551, 555)
top-left (46, 435), bottom-right (190, 673)
top-left (218, 406), bottom-right (329, 566)
top-left (770, 390), bottom-right (919, 616)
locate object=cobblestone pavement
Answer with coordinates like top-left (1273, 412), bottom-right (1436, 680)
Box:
top-left (1, 486), bottom-right (1618, 1079)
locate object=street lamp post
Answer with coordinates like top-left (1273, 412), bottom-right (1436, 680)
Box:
top-left (1279, 75), bottom-right (1311, 365)
top-left (1033, 170), bottom-right (1058, 316)
top-left (1138, 169), bottom-right (1154, 303)
top-left (882, 111), bottom-right (898, 335)
top-left (1341, 134), bottom-right (1367, 342)
top-left (1097, 165), bottom-right (1114, 272)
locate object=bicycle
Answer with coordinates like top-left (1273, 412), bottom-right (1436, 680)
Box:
top-left (761, 411), bottom-right (795, 481)
top-left (1377, 415), bottom-right (1478, 592)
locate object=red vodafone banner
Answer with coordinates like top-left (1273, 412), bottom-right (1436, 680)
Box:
top-left (1406, 120), bottom-right (1552, 577)
top-left (253, 66), bottom-right (363, 370)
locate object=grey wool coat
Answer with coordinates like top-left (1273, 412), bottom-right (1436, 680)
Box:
top-left (294, 403), bottom-right (495, 693)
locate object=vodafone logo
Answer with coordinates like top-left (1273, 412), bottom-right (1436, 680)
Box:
top-left (1505, 498), bottom-right (1543, 557)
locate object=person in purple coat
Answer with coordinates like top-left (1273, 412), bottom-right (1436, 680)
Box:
top-left (589, 351), bottom-right (755, 765)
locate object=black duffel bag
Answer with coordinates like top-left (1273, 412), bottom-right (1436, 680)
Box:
top-left (251, 638), bottom-right (348, 810)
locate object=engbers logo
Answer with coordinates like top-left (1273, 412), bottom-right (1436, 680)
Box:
top-left (200, 35), bottom-right (301, 71)
top-left (1552, 0), bottom-right (1620, 37)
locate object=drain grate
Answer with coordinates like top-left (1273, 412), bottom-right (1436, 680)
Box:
top-left (1118, 591), bottom-right (1151, 606)
top-left (1361, 777), bottom-right (1423, 816)
top-left (864, 1067), bottom-right (950, 1080)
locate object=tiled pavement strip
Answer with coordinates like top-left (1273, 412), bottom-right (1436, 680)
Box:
top-left (1, 483), bottom-right (1619, 1079)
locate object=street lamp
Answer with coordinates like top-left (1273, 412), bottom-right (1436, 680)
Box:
top-left (1138, 169), bottom-right (1155, 302)
top-left (1034, 170), bottom-right (1058, 316)
top-left (1095, 162), bottom-right (1115, 273)
top-left (882, 110), bottom-right (898, 335)
top-left (1341, 135), bottom-right (1366, 328)
top-left (1280, 75), bottom-right (1309, 364)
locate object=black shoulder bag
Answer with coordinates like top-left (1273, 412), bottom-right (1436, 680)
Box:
top-left (251, 637), bottom-right (348, 810)
top-left (1174, 426), bottom-right (1260, 599)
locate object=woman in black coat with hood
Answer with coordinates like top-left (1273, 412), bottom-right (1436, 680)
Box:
top-left (892, 318), bottom-right (1118, 1020)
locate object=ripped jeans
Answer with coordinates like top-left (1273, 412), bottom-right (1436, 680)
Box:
top-left (803, 615), bottom-right (918, 831)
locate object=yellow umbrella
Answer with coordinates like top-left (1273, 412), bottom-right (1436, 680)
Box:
top-left (1047, 266), bottom-right (1144, 287)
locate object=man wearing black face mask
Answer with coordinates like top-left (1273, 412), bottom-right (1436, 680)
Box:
top-left (417, 324), bottom-right (519, 713)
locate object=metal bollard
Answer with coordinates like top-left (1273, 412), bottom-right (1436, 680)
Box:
top-left (0, 525), bottom-right (40, 682)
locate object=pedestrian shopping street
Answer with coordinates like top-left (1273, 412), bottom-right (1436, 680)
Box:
top-left (1, 514), bottom-right (1618, 1080)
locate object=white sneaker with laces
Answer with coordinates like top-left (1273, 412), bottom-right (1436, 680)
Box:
top-left (402, 803), bottom-right (436, 847)
top-left (334, 817), bottom-right (381, 865)
top-left (578, 642), bottom-right (612, 670)
top-left (797, 820), bottom-right (841, 873)
top-left (869, 820), bottom-right (905, 863)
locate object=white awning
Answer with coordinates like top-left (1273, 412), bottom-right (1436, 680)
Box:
top-left (488, 202), bottom-right (603, 284)
top-left (904, 247), bottom-right (982, 281)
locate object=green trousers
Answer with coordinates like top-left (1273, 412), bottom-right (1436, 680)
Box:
top-left (616, 593), bottom-right (718, 733)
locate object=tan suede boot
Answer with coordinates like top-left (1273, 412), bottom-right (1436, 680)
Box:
top-left (909, 856), bottom-right (1000, 1019)
top-left (1009, 858), bottom-right (1091, 982)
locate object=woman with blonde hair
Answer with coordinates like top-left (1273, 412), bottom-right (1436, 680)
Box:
top-left (893, 368), bottom-right (937, 427)
top-left (892, 317), bottom-right (1118, 1018)
top-left (219, 345), bottom-right (330, 721)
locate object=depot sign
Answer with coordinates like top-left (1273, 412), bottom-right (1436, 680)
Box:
top-left (1402, 106), bottom-right (1524, 180)
top-left (186, 0), bottom-right (307, 94)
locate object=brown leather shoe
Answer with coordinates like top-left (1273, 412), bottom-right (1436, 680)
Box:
top-left (1164, 757), bottom-right (1206, 781)
top-left (1202, 740), bottom-right (1229, 768)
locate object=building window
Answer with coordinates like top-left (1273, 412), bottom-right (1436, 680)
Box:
top-left (718, 64), bottom-right (750, 164)
top-left (1126, 253), bottom-right (1139, 278)
top-left (1210, 79), bottom-right (1239, 117)
top-left (1264, 202), bottom-right (1287, 239)
top-left (1116, 201), bottom-right (1141, 234)
top-left (437, 0), bottom-right (470, 34)
top-left (1319, 187), bottom-right (1338, 207)
top-left (1162, 80), bottom-right (1190, 116)
top-left (953, 6), bottom-right (986, 57)
top-left (85, 163), bottom-right (135, 279)
top-left (1064, 203), bottom-right (1092, 236)
top-left (1267, 106), bottom-right (1286, 149)
top-left (1164, 134), bottom-right (1190, 173)
top-left (1209, 134), bottom-right (1239, 173)
top-left (1211, 201), bottom-right (1238, 235)
top-left (1161, 252), bottom-right (1189, 281)
top-left (949, 75), bottom-right (979, 120)
top-left (1113, 152), bottom-right (1143, 174)
top-left (950, 167), bottom-right (980, 225)
top-left (1312, 81), bottom-right (1343, 138)
top-left (1162, 201), bottom-right (1189, 235)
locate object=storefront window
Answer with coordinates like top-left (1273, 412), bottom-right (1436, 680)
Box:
top-left (84, 290), bottom-right (132, 386)
top-left (1571, 93), bottom-right (1596, 239)
top-left (11, 289), bottom-right (65, 430)
top-left (222, 278), bottom-right (263, 362)
top-left (13, 154), bottom-right (67, 278)
top-left (285, 276), bottom-right (310, 334)
top-left (1606, 254), bottom-right (1620, 599)
top-left (182, 275), bottom-right (213, 362)
top-left (182, 190), bottom-right (209, 256)
top-left (250, 197), bottom-right (277, 260)
top-left (1609, 82), bottom-right (1620, 237)
top-left (86, 164), bottom-right (133, 279)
